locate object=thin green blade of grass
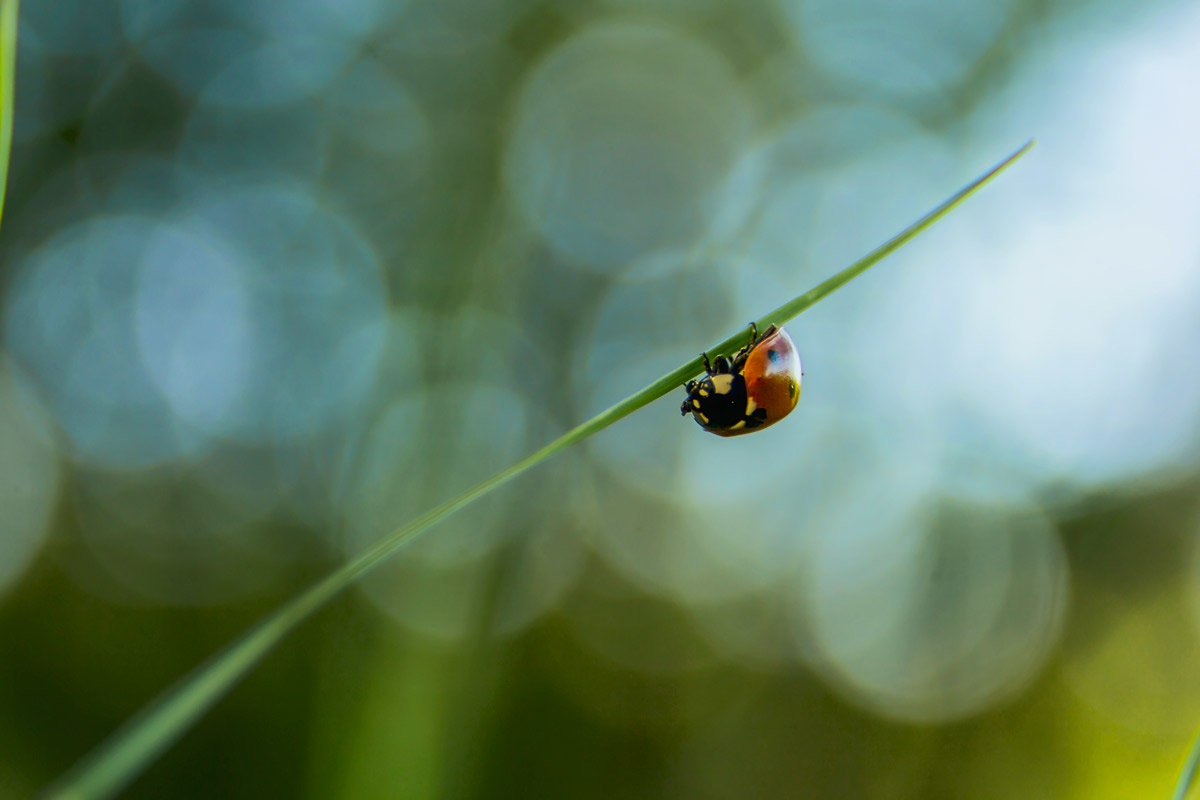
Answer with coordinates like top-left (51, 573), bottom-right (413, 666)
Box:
top-left (0, 0), bottom-right (19, 230)
top-left (1173, 729), bottom-right (1200, 800)
top-left (42, 140), bottom-right (1034, 800)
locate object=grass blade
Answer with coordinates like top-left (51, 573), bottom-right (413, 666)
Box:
top-left (41, 140), bottom-right (1033, 800)
top-left (0, 0), bottom-right (18, 230)
top-left (1173, 728), bottom-right (1200, 800)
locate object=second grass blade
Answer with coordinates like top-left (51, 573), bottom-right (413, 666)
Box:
top-left (0, 0), bottom-right (20, 230)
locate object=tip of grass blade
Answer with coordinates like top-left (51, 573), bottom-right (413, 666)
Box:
top-left (701, 139), bottom-right (1035, 366)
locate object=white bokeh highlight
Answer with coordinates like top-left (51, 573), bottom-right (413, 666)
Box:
top-left (505, 22), bottom-right (755, 272)
top-left (0, 358), bottom-right (60, 598)
top-left (4, 215), bottom-right (212, 468)
top-left (799, 486), bottom-right (1068, 723)
top-left (780, 0), bottom-right (1013, 99)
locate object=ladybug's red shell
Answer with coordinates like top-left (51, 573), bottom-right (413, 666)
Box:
top-left (742, 326), bottom-right (802, 427)
top-left (680, 324), bottom-right (802, 437)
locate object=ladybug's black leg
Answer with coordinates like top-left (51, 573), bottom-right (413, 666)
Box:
top-left (712, 355), bottom-right (733, 374)
top-left (729, 323), bottom-right (760, 372)
top-left (681, 380), bottom-right (696, 416)
top-left (700, 352), bottom-right (713, 374)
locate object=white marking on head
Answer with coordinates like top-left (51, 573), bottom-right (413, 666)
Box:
top-left (710, 374), bottom-right (734, 395)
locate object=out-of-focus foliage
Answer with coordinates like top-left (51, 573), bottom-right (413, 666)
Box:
top-left (1, 0), bottom-right (1199, 798)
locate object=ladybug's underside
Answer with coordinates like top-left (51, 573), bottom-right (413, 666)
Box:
top-left (681, 371), bottom-right (769, 433)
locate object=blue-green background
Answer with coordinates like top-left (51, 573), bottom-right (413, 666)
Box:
top-left (2, 0), bottom-right (1200, 797)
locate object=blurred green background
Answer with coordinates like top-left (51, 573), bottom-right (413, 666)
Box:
top-left (3, 0), bottom-right (1200, 797)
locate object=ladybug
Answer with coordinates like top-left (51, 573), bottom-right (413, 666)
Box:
top-left (680, 323), bottom-right (802, 436)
